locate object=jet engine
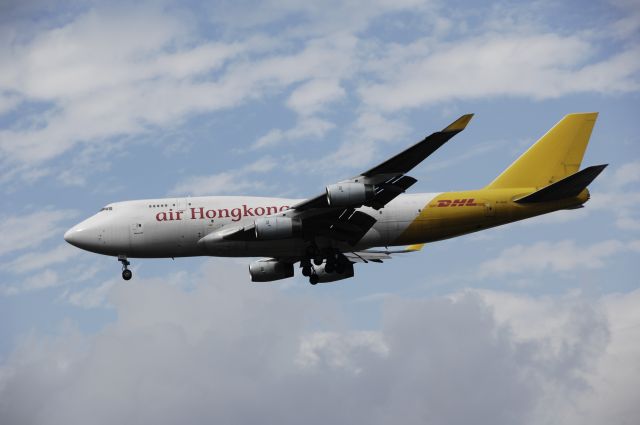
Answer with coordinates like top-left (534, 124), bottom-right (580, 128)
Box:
top-left (249, 259), bottom-right (294, 282)
top-left (326, 182), bottom-right (374, 207)
top-left (314, 261), bottom-right (354, 283)
top-left (254, 217), bottom-right (302, 240)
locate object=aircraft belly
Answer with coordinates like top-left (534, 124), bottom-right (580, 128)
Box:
top-left (354, 227), bottom-right (385, 249)
top-left (205, 239), bottom-right (306, 258)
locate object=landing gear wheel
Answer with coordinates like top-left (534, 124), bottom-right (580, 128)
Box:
top-left (313, 257), bottom-right (323, 266)
top-left (302, 266), bottom-right (312, 277)
top-left (309, 274), bottom-right (319, 285)
top-left (118, 255), bottom-right (132, 281)
top-left (325, 262), bottom-right (335, 273)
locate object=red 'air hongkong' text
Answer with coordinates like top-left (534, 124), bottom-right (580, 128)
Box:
top-left (155, 204), bottom-right (290, 222)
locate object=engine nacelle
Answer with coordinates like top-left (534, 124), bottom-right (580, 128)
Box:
top-left (314, 261), bottom-right (354, 283)
top-left (254, 217), bottom-right (302, 240)
top-left (249, 260), bottom-right (294, 282)
top-left (326, 182), bottom-right (374, 207)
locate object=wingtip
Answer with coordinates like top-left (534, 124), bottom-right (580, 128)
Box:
top-left (591, 163), bottom-right (609, 173)
top-left (443, 113), bottom-right (474, 132)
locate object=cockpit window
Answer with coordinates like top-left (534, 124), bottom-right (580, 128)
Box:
top-left (99, 206), bottom-right (113, 212)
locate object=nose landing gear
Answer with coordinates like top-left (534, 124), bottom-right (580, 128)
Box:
top-left (118, 255), bottom-right (132, 281)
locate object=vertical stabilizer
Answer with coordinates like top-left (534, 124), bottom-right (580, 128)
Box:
top-left (486, 113), bottom-right (598, 189)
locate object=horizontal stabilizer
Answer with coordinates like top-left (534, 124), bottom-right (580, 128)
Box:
top-left (515, 164), bottom-right (607, 204)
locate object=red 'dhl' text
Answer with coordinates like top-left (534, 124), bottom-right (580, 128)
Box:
top-left (435, 199), bottom-right (480, 207)
top-left (156, 204), bottom-right (290, 222)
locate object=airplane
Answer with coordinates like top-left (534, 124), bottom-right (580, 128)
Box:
top-left (64, 113), bottom-right (606, 285)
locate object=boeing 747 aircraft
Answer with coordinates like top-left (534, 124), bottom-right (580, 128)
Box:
top-left (64, 113), bottom-right (605, 285)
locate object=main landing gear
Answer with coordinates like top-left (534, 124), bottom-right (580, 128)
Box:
top-left (301, 247), bottom-right (346, 285)
top-left (301, 258), bottom-right (317, 284)
top-left (118, 255), bottom-right (132, 281)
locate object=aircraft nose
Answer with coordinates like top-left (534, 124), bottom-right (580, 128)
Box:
top-left (64, 225), bottom-right (84, 248)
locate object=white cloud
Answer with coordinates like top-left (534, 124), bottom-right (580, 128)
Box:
top-left (2, 269), bottom-right (61, 296)
top-left (610, 160), bottom-right (640, 188)
top-left (609, 0), bottom-right (640, 38)
top-left (478, 239), bottom-right (639, 277)
top-left (319, 111), bottom-right (411, 171)
top-left (0, 209), bottom-right (76, 257)
top-left (2, 244), bottom-right (77, 274)
top-left (586, 161), bottom-right (640, 231)
top-left (0, 9), bottom-right (359, 181)
top-left (286, 79), bottom-right (346, 116)
top-left (477, 288), bottom-right (640, 424)
top-left (0, 92), bottom-right (21, 115)
top-left (169, 157), bottom-right (279, 196)
top-left (253, 117), bottom-right (335, 149)
top-left (207, 0), bottom-right (428, 35)
top-left (425, 139), bottom-right (506, 173)
top-left (65, 279), bottom-right (117, 309)
top-left (1, 1), bottom-right (638, 188)
top-left (1, 250), bottom-right (106, 297)
top-left (251, 78), bottom-right (345, 149)
top-left (359, 34), bottom-right (640, 111)
top-left (284, 111), bottom-right (411, 177)
top-left (296, 331), bottom-right (389, 372)
top-left (0, 259), bottom-right (638, 424)
top-left (169, 171), bottom-right (265, 196)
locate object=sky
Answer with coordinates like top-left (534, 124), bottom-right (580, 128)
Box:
top-left (0, 0), bottom-right (639, 423)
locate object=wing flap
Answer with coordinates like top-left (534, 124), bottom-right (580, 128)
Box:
top-left (343, 251), bottom-right (392, 263)
top-left (344, 243), bottom-right (425, 263)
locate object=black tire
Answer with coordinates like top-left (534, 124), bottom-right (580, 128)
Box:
top-left (313, 257), bottom-right (323, 266)
top-left (122, 269), bottom-right (132, 281)
top-left (302, 266), bottom-right (311, 277)
top-left (309, 274), bottom-right (319, 285)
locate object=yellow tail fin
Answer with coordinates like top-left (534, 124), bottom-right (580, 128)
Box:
top-left (486, 113), bottom-right (598, 189)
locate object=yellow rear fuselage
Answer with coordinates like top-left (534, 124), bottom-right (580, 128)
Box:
top-left (394, 188), bottom-right (589, 245)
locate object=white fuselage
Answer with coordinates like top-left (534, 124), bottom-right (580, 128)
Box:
top-left (64, 194), bottom-right (439, 259)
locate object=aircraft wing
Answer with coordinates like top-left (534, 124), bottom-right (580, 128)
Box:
top-left (293, 113), bottom-right (473, 212)
top-left (216, 114), bottom-right (473, 246)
